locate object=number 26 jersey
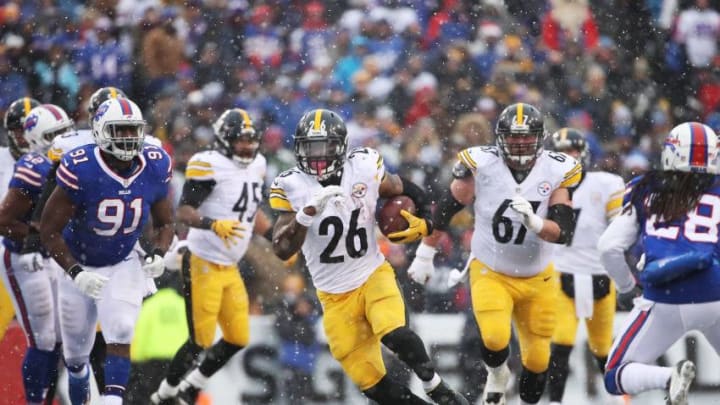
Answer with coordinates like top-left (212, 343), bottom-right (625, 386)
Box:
top-left (269, 148), bottom-right (385, 294)
top-left (457, 146), bottom-right (581, 277)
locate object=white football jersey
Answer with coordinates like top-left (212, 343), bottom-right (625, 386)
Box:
top-left (553, 171), bottom-right (625, 275)
top-left (0, 146), bottom-right (15, 199)
top-left (458, 146), bottom-right (581, 277)
top-left (185, 150), bottom-right (267, 266)
top-left (48, 129), bottom-right (162, 162)
top-left (269, 147), bottom-right (386, 294)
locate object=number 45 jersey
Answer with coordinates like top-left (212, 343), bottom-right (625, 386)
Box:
top-left (56, 144), bottom-right (172, 267)
top-left (457, 146), bottom-right (581, 277)
top-left (184, 150), bottom-right (267, 265)
top-left (269, 147), bottom-right (385, 293)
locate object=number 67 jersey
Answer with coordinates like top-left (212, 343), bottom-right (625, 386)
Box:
top-left (269, 148), bottom-right (385, 293)
top-left (457, 146), bottom-right (581, 277)
top-left (55, 144), bottom-right (172, 267)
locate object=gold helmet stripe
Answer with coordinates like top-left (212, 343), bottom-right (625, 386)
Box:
top-left (23, 98), bottom-right (31, 116)
top-left (313, 109), bottom-right (323, 131)
top-left (238, 109), bottom-right (253, 128)
top-left (109, 87), bottom-right (118, 98)
top-left (561, 128), bottom-right (568, 142)
top-left (516, 103), bottom-right (524, 126)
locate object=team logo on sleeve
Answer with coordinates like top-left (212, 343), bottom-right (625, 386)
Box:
top-left (537, 181), bottom-right (552, 196)
top-left (352, 182), bottom-right (367, 198)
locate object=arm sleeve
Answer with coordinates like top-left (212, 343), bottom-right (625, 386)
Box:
top-left (598, 208), bottom-right (640, 293)
top-left (178, 179), bottom-right (216, 208)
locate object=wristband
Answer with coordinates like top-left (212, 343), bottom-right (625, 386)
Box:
top-left (295, 210), bottom-right (314, 227)
top-left (68, 264), bottom-right (83, 280)
top-left (527, 214), bottom-right (544, 234)
top-left (415, 243), bottom-right (436, 259)
top-left (199, 217), bottom-right (215, 230)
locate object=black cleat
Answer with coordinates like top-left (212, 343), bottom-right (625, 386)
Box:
top-left (427, 380), bottom-right (470, 405)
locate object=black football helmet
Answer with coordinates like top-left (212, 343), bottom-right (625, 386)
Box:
top-left (88, 86), bottom-right (126, 115)
top-left (212, 108), bottom-right (260, 166)
top-left (294, 109), bottom-right (348, 180)
top-left (551, 127), bottom-right (590, 167)
top-left (496, 103), bottom-right (545, 171)
top-left (4, 97), bottom-right (40, 158)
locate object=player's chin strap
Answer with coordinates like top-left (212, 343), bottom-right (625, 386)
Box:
top-left (447, 255), bottom-right (473, 288)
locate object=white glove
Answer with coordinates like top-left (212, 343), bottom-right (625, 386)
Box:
top-left (163, 240), bottom-right (188, 272)
top-left (509, 196), bottom-right (544, 233)
top-left (305, 185), bottom-right (344, 215)
top-left (17, 253), bottom-right (43, 272)
top-left (74, 271), bottom-right (109, 299)
top-left (143, 254), bottom-right (165, 278)
top-left (408, 243), bottom-right (436, 285)
top-left (297, 186), bottom-right (345, 226)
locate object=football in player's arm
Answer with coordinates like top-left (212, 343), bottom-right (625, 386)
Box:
top-left (39, 97), bottom-right (174, 405)
top-left (408, 103), bottom-right (579, 405)
top-left (271, 109), bottom-right (467, 405)
top-left (152, 108), bottom-right (274, 405)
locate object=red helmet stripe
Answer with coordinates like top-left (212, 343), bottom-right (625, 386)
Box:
top-left (689, 122), bottom-right (708, 168)
top-left (118, 98), bottom-right (133, 115)
top-left (43, 104), bottom-right (63, 120)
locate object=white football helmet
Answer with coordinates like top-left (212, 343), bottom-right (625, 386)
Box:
top-left (92, 98), bottom-right (146, 161)
top-left (662, 122), bottom-right (719, 174)
top-left (23, 104), bottom-right (75, 154)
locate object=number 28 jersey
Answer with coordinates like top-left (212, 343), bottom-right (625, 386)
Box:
top-left (184, 150), bottom-right (267, 265)
top-left (56, 144), bottom-right (172, 267)
top-left (269, 148), bottom-right (386, 294)
top-left (457, 146), bottom-right (581, 277)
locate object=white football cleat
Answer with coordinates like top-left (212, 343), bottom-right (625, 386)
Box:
top-left (666, 360), bottom-right (695, 405)
top-left (482, 363), bottom-right (511, 405)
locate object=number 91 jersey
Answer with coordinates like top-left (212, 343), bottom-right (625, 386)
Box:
top-left (56, 144), bottom-right (172, 267)
top-left (457, 146), bottom-right (581, 277)
top-left (184, 150), bottom-right (266, 265)
top-left (269, 147), bottom-right (386, 293)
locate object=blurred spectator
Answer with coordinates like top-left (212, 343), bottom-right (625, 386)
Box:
top-left (76, 17), bottom-right (132, 89)
top-left (541, 0), bottom-right (599, 53)
top-left (674, 0), bottom-right (720, 69)
top-left (141, 12), bottom-right (184, 96)
top-left (274, 274), bottom-right (320, 405)
top-left (32, 42), bottom-right (80, 110)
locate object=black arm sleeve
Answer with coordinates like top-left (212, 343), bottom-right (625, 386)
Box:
top-left (547, 204), bottom-right (576, 245)
top-left (178, 179), bottom-right (216, 208)
top-left (20, 163), bottom-right (59, 253)
top-left (433, 187), bottom-right (466, 232)
top-left (400, 177), bottom-right (431, 220)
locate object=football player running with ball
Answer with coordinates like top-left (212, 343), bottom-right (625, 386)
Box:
top-left (408, 103), bottom-right (581, 405)
top-left (271, 109), bottom-right (468, 405)
top-left (544, 128), bottom-right (626, 405)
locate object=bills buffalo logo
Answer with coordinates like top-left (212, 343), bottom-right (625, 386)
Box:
top-left (94, 102), bottom-right (110, 122)
top-left (537, 181), bottom-right (552, 196)
top-left (352, 182), bottom-right (367, 198)
top-left (23, 113), bottom-right (39, 131)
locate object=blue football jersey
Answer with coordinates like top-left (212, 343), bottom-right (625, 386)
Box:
top-left (626, 174), bottom-right (720, 304)
top-left (2, 152), bottom-right (52, 253)
top-left (55, 144), bottom-right (172, 267)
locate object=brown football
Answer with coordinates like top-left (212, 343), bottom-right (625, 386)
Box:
top-left (378, 195), bottom-right (416, 237)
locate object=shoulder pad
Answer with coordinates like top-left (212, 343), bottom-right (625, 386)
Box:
top-left (550, 152), bottom-right (581, 189)
top-left (457, 146), bottom-right (499, 171)
top-left (452, 160), bottom-right (473, 179)
top-left (269, 169), bottom-right (301, 212)
top-left (185, 151), bottom-right (215, 181)
top-left (623, 175), bottom-right (645, 207)
top-left (144, 146), bottom-right (172, 183)
top-left (348, 147), bottom-right (385, 179)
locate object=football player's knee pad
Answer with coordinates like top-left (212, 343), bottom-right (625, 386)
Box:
top-left (478, 324), bottom-right (511, 353)
top-left (529, 304), bottom-right (556, 337)
top-left (522, 338), bottom-right (552, 373)
top-left (222, 315), bottom-right (250, 347)
top-left (33, 329), bottom-right (57, 352)
top-left (24, 277), bottom-right (53, 318)
top-left (102, 314), bottom-right (136, 345)
top-left (64, 356), bottom-right (90, 370)
top-left (340, 342), bottom-right (386, 391)
top-left (604, 363), bottom-right (627, 395)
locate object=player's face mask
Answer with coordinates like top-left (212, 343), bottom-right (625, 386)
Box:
top-left (102, 122), bottom-right (145, 160)
top-left (295, 137), bottom-right (345, 179)
top-left (227, 129), bottom-right (260, 166)
top-left (498, 132), bottom-right (544, 170)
